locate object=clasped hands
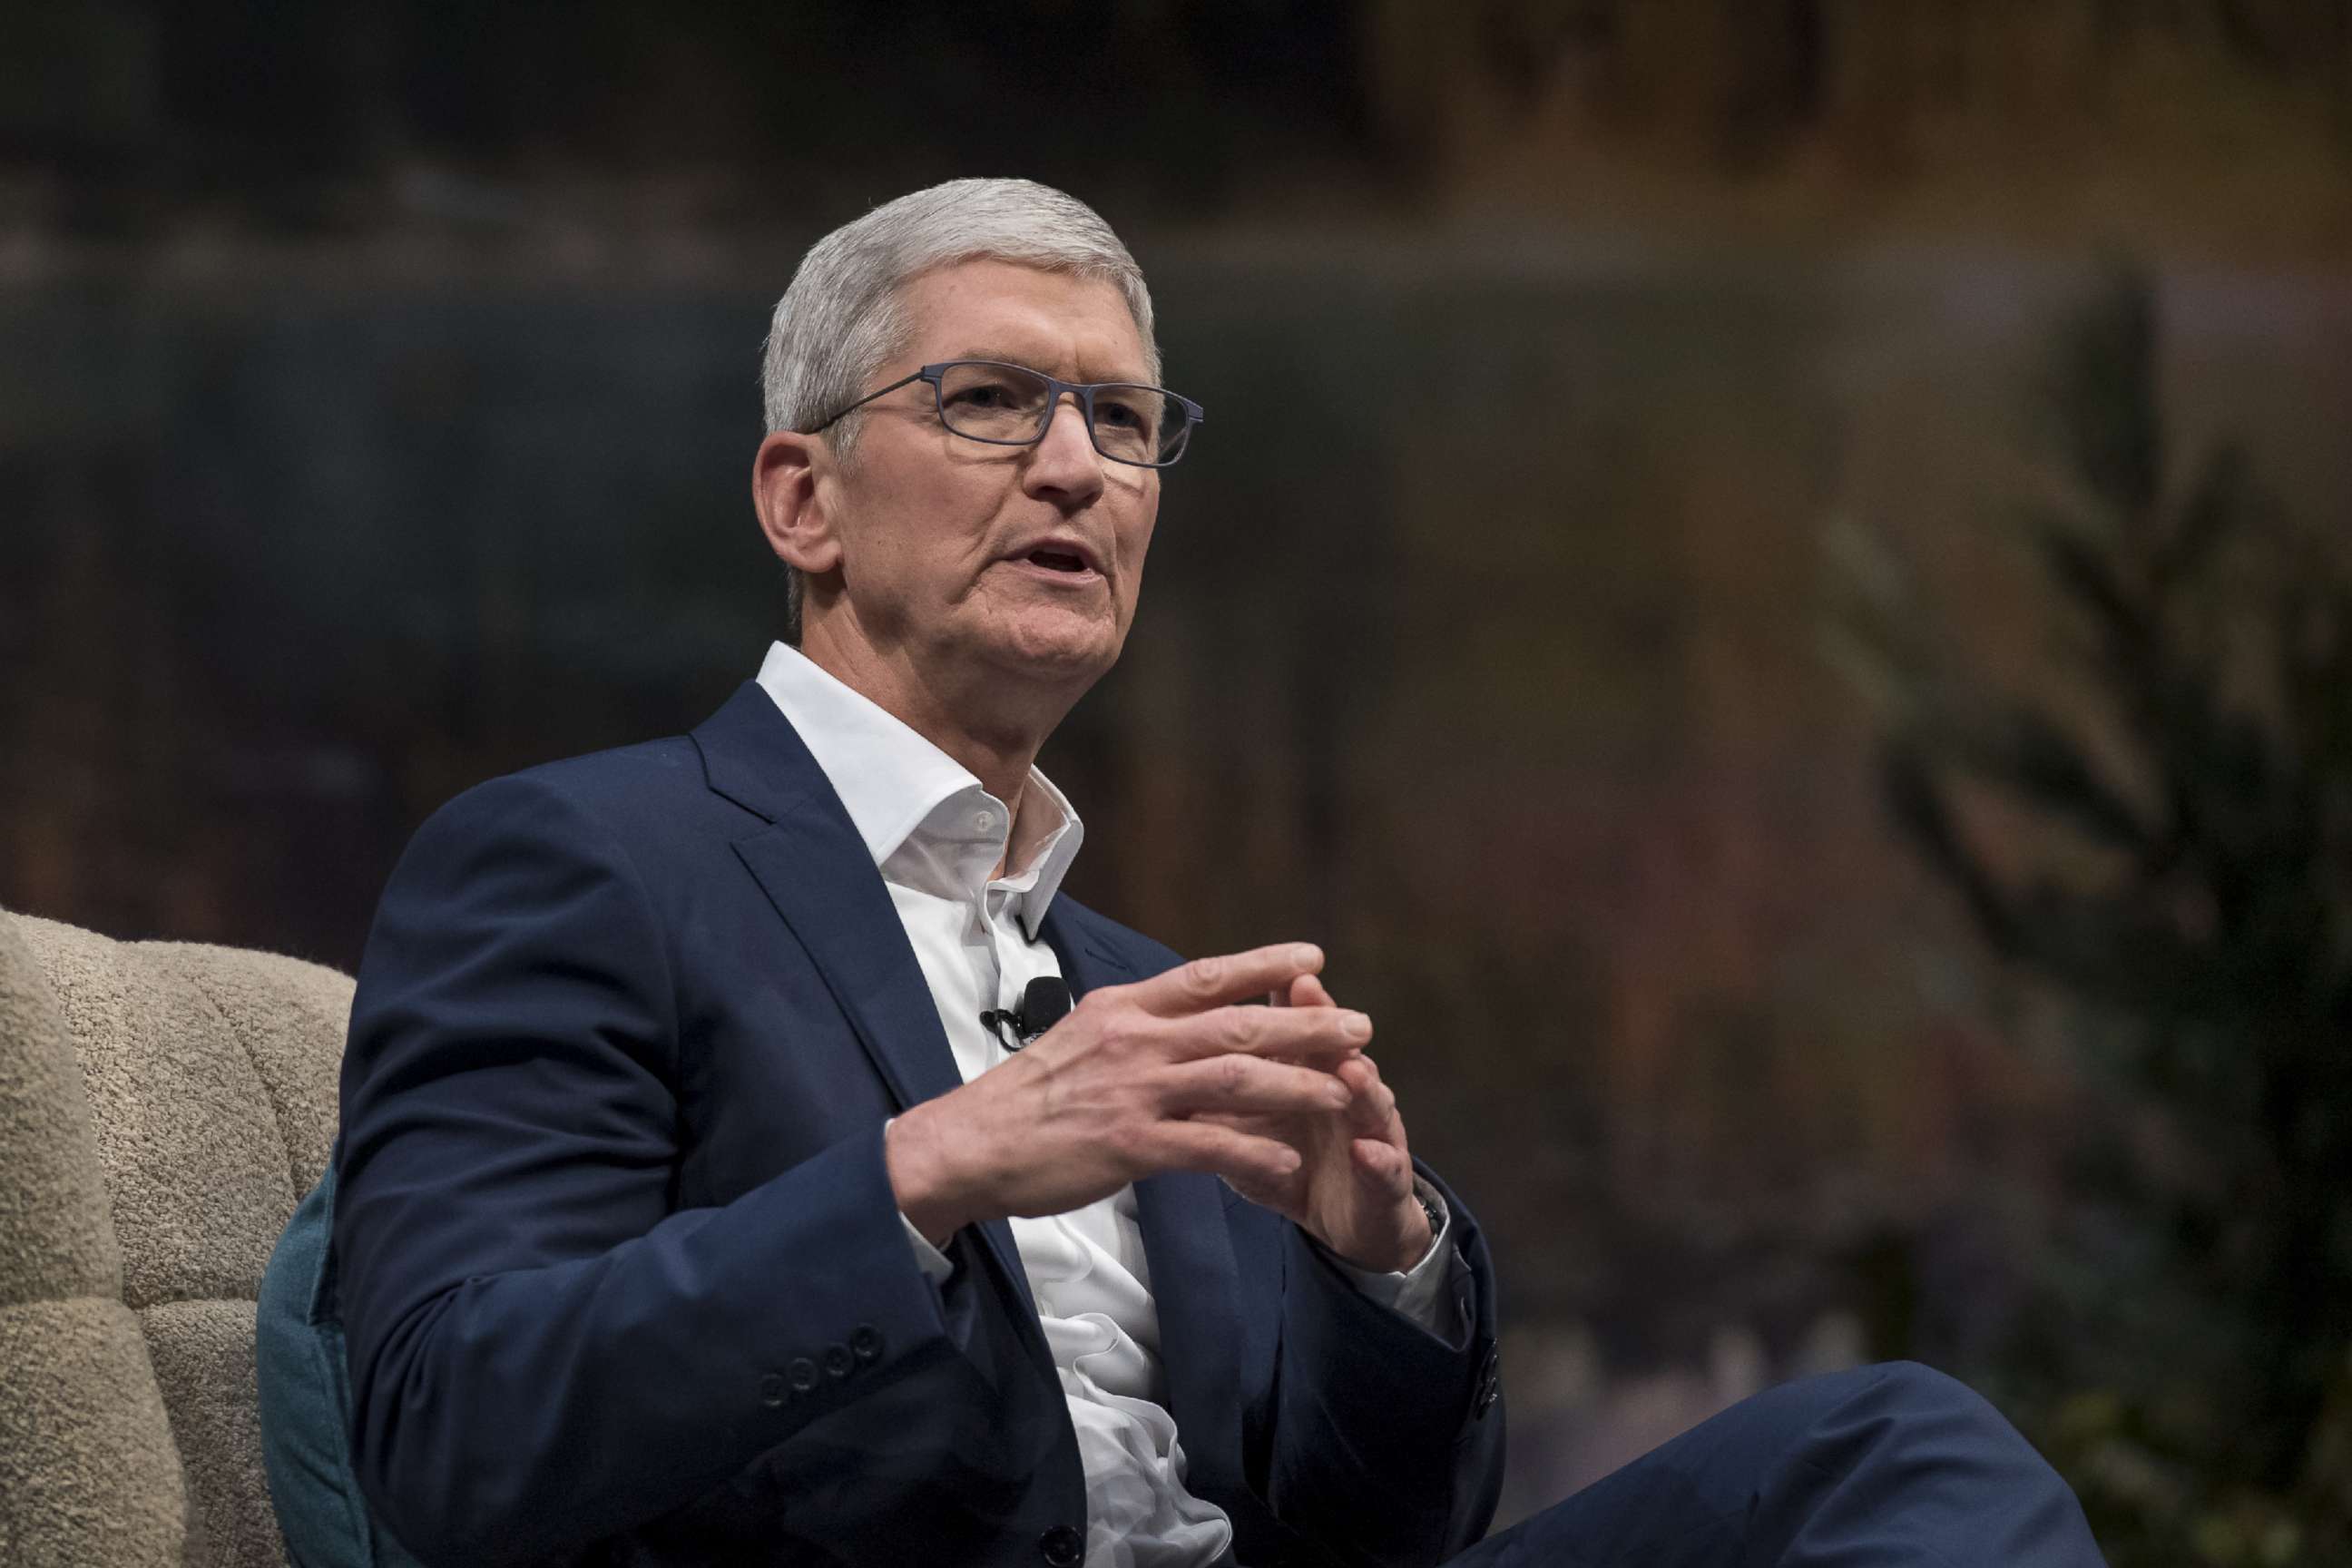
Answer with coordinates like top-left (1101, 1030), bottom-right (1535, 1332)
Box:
top-left (885, 944), bottom-right (1432, 1274)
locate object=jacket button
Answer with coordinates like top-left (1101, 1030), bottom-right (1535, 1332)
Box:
top-left (850, 1324), bottom-right (884, 1363)
top-left (1040, 1524), bottom-right (1083, 1566)
top-left (757, 1373), bottom-right (786, 1407)
top-left (787, 1357), bottom-right (819, 1393)
top-left (823, 1343), bottom-right (855, 1379)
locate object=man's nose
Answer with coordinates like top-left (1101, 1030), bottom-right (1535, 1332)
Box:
top-left (1022, 396), bottom-right (1106, 505)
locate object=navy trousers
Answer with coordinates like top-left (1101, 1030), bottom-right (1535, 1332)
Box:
top-left (1437, 1361), bottom-right (2104, 1566)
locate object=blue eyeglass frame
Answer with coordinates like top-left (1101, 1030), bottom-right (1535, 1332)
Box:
top-left (801, 358), bottom-right (1206, 468)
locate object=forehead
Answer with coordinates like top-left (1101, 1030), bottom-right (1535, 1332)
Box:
top-left (894, 259), bottom-right (1150, 383)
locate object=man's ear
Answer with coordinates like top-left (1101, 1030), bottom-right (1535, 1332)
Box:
top-left (752, 430), bottom-right (845, 576)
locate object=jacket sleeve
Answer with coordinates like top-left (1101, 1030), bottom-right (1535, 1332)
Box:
top-left (1264, 1161), bottom-right (1506, 1568)
top-left (333, 774), bottom-right (966, 1566)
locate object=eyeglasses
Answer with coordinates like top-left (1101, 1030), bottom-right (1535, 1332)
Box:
top-left (802, 359), bottom-right (1204, 468)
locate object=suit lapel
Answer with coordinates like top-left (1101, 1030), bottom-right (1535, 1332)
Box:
top-left (1042, 908), bottom-right (1248, 1500)
top-left (695, 682), bottom-right (1039, 1319)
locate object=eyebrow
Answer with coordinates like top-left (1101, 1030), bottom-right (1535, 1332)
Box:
top-left (944, 348), bottom-right (1153, 386)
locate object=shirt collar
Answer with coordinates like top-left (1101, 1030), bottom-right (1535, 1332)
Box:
top-left (752, 641), bottom-right (1083, 937)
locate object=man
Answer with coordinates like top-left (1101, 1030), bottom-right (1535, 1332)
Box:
top-left (319, 179), bottom-right (2105, 1566)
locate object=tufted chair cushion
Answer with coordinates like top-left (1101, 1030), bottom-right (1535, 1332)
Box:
top-left (0, 908), bottom-right (351, 1568)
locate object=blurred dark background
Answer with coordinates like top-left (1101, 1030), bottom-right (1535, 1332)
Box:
top-left (7, 5), bottom-right (2352, 1562)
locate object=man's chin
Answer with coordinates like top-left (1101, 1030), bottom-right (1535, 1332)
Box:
top-left (980, 613), bottom-right (1122, 686)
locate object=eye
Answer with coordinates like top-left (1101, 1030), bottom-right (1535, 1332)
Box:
top-left (1094, 394), bottom-right (1152, 431)
top-left (945, 378), bottom-right (1023, 409)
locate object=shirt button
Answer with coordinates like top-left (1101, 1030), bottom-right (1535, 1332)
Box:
top-left (1039, 1524), bottom-right (1083, 1567)
top-left (787, 1357), bottom-right (818, 1393)
top-left (823, 1343), bottom-right (855, 1379)
top-left (973, 808), bottom-right (997, 834)
top-left (757, 1373), bottom-right (786, 1407)
top-left (850, 1325), bottom-right (885, 1364)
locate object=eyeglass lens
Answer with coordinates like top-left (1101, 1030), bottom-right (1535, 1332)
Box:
top-left (936, 362), bottom-right (1191, 466)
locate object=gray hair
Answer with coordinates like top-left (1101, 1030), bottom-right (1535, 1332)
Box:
top-left (760, 177), bottom-right (1160, 643)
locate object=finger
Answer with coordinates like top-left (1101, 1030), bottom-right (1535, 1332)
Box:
top-left (1267, 973), bottom-right (1329, 1008)
top-left (1337, 1054), bottom-right (1401, 1142)
top-left (1161, 1054), bottom-right (1350, 1119)
top-left (1219, 1168), bottom-right (1292, 1214)
top-left (1170, 1002), bottom-right (1371, 1065)
top-left (1351, 1137), bottom-right (1416, 1194)
top-left (1128, 945), bottom-right (1325, 1019)
top-left (1186, 1107), bottom-right (1308, 1139)
top-left (1145, 1121), bottom-right (1304, 1191)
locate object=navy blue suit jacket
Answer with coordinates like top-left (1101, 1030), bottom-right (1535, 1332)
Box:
top-left (333, 681), bottom-right (1505, 1567)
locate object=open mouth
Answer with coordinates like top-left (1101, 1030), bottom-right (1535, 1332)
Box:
top-left (1024, 548), bottom-right (1093, 573)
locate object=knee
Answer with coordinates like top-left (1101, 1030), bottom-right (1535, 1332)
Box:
top-left (1769, 1360), bottom-right (1981, 1426)
top-left (1842, 1360), bottom-right (2054, 1468)
top-left (1866, 1359), bottom-right (1986, 1414)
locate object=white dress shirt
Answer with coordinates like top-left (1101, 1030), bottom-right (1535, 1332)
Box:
top-left (754, 642), bottom-right (1464, 1568)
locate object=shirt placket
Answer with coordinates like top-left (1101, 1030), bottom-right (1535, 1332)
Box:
top-left (962, 803), bottom-right (1022, 1061)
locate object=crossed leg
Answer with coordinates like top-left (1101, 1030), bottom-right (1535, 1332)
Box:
top-left (1446, 1362), bottom-right (2105, 1567)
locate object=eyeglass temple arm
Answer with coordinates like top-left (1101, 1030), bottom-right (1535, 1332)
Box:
top-left (802, 369), bottom-right (929, 435)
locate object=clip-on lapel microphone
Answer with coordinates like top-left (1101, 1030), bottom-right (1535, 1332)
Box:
top-left (980, 976), bottom-right (1073, 1052)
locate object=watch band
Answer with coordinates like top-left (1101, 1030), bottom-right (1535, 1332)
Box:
top-left (1416, 1187), bottom-right (1445, 1249)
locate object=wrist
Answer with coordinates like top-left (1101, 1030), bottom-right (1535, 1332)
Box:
top-left (1370, 1190), bottom-right (1440, 1272)
top-left (1325, 1200), bottom-right (1434, 1274)
top-left (1387, 1204), bottom-right (1437, 1272)
top-left (885, 1105), bottom-right (971, 1247)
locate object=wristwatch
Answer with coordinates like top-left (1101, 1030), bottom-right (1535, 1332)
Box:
top-left (1415, 1184), bottom-right (1446, 1250)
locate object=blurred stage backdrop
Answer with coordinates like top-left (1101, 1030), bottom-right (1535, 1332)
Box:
top-left (7, 5), bottom-right (2352, 1563)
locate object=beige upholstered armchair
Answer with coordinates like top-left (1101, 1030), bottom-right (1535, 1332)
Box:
top-left (0, 906), bottom-right (350, 1567)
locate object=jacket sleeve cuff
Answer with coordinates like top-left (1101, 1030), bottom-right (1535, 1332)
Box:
top-left (882, 1117), bottom-right (959, 1283)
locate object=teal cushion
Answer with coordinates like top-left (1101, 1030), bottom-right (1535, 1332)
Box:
top-left (257, 1161), bottom-right (430, 1568)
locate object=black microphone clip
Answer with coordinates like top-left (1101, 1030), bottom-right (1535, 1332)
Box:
top-left (980, 975), bottom-right (1073, 1052)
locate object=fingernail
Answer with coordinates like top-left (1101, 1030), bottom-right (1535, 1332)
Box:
top-left (1343, 1012), bottom-right (1372, 1040)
